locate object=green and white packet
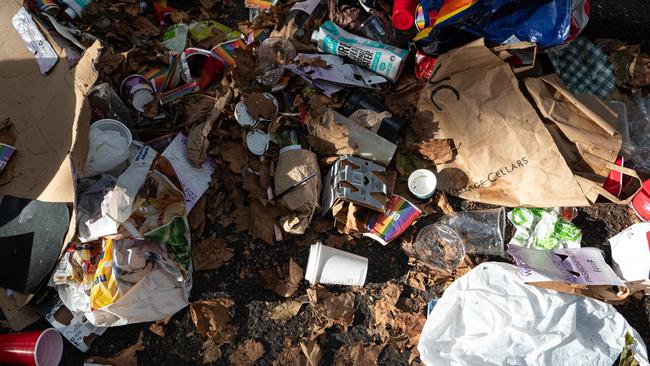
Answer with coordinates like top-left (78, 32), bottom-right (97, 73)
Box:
top-left (507, 208), bottom-right (581, 249)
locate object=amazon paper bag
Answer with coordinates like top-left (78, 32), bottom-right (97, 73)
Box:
top-left (419, 39), bottom-right (589, 207)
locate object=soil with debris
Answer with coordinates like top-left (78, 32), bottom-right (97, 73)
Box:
top-left (27, 0), bottom-right (650, 365)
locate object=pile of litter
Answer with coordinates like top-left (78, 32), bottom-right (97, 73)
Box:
top-left (0, 0), bottom-right (649, 365)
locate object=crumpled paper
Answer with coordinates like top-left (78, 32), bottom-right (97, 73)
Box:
top-left (417, 262), bottom-right (649, 366)
top-left (273, 148), bottom-right (321, 235)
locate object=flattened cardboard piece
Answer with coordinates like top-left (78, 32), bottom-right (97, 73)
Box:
top-left (0, 196), bottom-right (69, 293)
top-left (420, 39), bottom-right (589, 207)
top-left (0, 288), bottom-right (40, 331)
top-left (0, 0), bottom-right (101, 258)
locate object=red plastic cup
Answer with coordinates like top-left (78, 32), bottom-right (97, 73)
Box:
top-left (392, 0), bottom-right (419, 30)
top-left (183, 48), bottom-right (225, 92)
top-left (631, 179), bottom-right (650, 222)
top-left (0, 329), bottom-right (63, 366)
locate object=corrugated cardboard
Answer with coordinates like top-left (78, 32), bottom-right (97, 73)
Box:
top-left (0, 0), bottom-right (99, 246)
top-left (0, 0), bottom-right (100, 322)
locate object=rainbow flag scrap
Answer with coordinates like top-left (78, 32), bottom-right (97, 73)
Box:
top-left (211, 39), bottom-right (246, 66)
top-left (364, 195), bottom-right (422, 245)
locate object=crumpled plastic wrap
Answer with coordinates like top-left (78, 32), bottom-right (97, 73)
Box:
top-left (418, 262), bottom-right (649, 366)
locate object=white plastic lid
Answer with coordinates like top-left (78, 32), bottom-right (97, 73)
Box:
top-left (234, 101), bottom-right (256, 127)
top-left (246, 131), bottom-right (270, 156)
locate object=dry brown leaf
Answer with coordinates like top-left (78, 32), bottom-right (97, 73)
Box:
top-left (322, 292), bottom-right (355, 329)
top-left (394, 312), bottom-right (426, 349)
top-left (243, 173), bottom-right (267, 201)
top-left (244, 92), bottom-right (278, 120)
top-left (307, 110), bottom-right (355, 156)
top-left (219, 140), bottom-right (249, 174)
top-left (260, 258), bottom-right (304, 298)
top-left (268, 301), bottom-right (304, 321)
top-left (202, 338), bottom-right (222, 364)
top-left (335, 342), bottom-right (386, 366)
top-left (233, 205), bottom-right (251, 233)
top-left (250, 200), bottom-right (279, 245)
top-left (192, 236), bottom-right (234, 271)
top-left (299, 340), bottom-right (322, 366)
top-left (407, 271), bottom-right (427, 292)
top-left (198, 0), bottom-right (215, 9)
top-left (413, 138), bottom-right (455, 165)
top-left (189, 298), bottom-right (235, 339)
top-left (229, 339), bottom-right (265, 366)
top-left (148, 317), bottom-right (171, 337)
top-left (188, 195), bottom-right (207, 234)
top-left (87, 331), bottom-right (144, 366)
top-left (296, 54), bottom-right (330, 69)
top-left (187, 88), bottom-right (233, 167)
top-left (185, 96), bottom-right (216, 127)
top-left (232, 47), bottom-right (258, 95)
top-left (372, 283), bottom-right (401, 328)
top-left (273, 345), bottom-right (306, 366)
top-left (306, 286), bottom-right (331, 305)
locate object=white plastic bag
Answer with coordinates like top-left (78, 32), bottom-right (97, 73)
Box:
top-left (418, 262), bottom-right (649, 366)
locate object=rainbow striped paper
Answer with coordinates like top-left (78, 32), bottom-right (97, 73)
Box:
top-left (211, 39), bottom-right (245, 66)
top-left (365, 195), bottom-right (422, 245)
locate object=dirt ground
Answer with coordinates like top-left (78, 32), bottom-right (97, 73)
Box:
top-left (45, 0), bottom-right (650, 365)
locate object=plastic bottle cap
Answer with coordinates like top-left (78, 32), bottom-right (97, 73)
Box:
top-left (64, 7), bottom-right (78, 19)
top-left (392, 9), bottom-right (414, 31)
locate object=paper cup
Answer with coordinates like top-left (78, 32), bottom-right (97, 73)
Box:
top-left (91, 119), bottom-right (133, 146)
top-left (304, 242), bottom-right (368, 286)
top-left (120, 74), bottom-right (155, 112)
top-left (408, 169), bottom-right (437, 199)
top-left (0, 328), bottom-right (63, 366)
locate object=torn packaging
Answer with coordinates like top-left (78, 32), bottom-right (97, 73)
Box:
top-left (422, 39), bottom-right (624, 207)
top-left (0, 0), bottom-right (100, 300)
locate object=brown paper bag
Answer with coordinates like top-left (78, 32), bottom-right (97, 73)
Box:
top-left (524, 75), bottom-right (641, 204)
top-left (274, 149), bottom-right (321, 235)
top-left (419, 39), bottom-right (590, 207)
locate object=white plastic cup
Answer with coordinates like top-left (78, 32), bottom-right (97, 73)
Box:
top-left (408, 169), bottom-right (437, 199)
top-left (304, 243), bottom-right (368, 286)
top-left (91, 119), bottom-right (133, 146)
